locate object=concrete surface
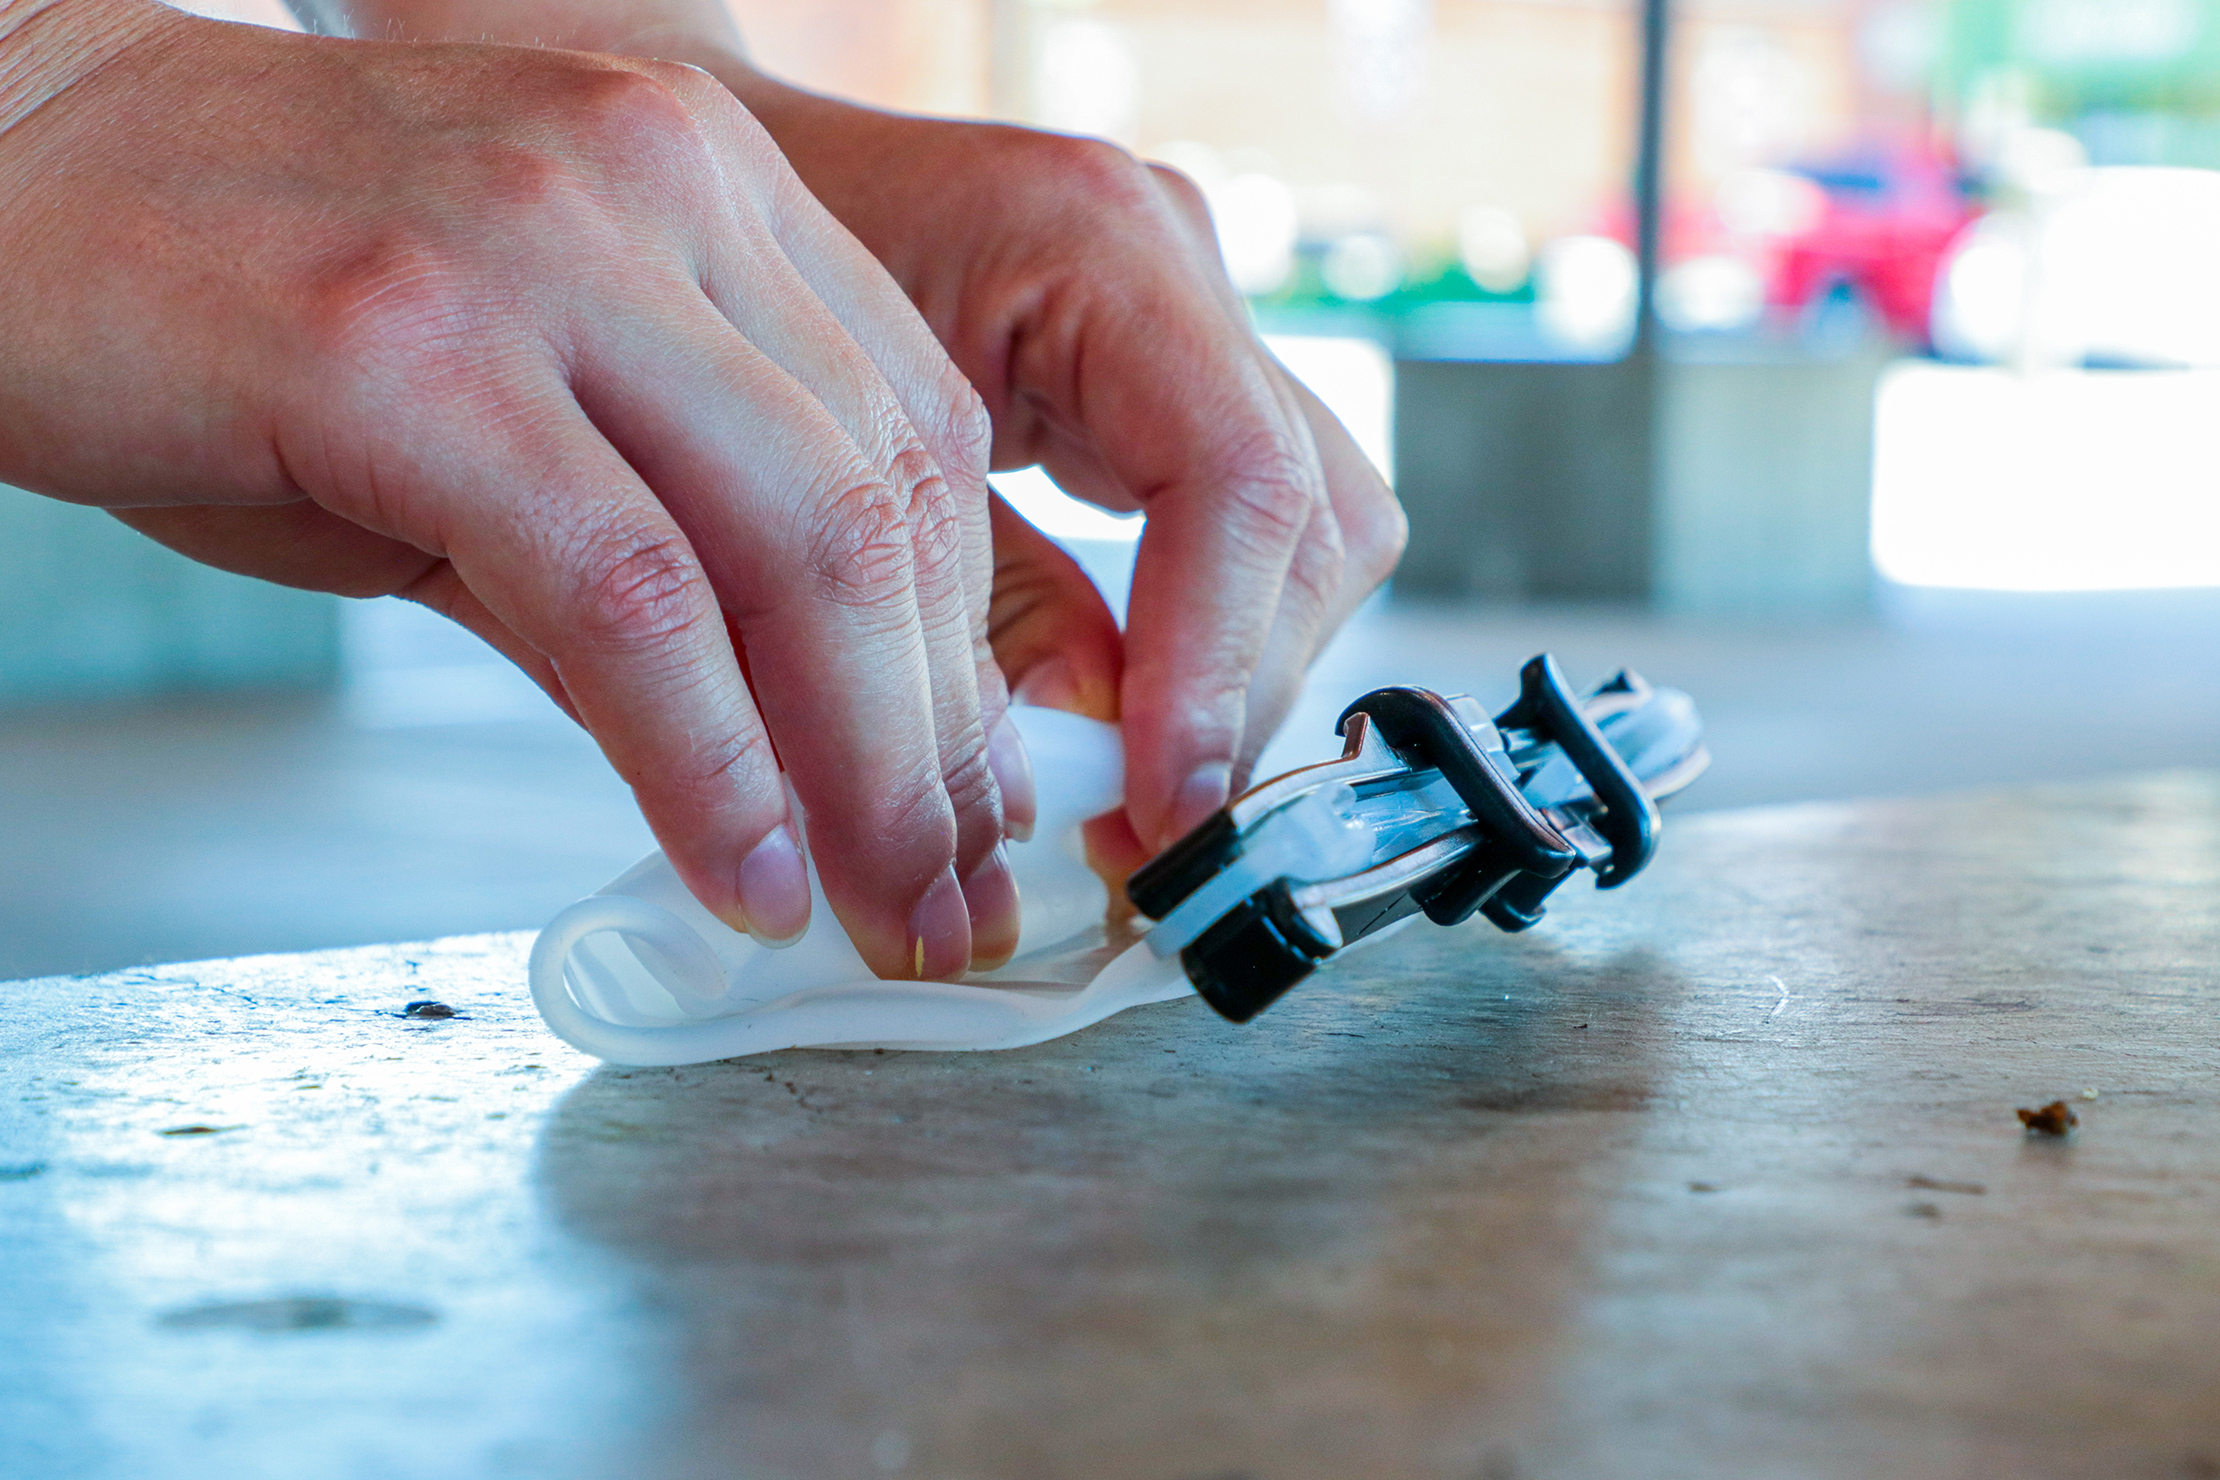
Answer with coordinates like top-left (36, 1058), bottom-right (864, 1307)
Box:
top-left (6, 774), bottom-right (2220, 1479)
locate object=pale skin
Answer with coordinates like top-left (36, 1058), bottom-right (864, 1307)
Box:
top-left (0, 0), bottom-right (1405, 979)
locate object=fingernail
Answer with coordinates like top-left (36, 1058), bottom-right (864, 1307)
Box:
top-left (1162, 762), bottom-right (1232, 851)
top-left (1013, 655), bottom-right (1079, 713)
top-left (907, 865), bottom-right (971, 980)
top-left (962, 842), bottom-right (1022, 970)
top-left (986, 712), bottom-right (1037, 843)
top-left (735, 825), bottom-right (811, 947)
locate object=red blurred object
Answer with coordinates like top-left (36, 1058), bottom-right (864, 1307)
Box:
top-left (1764, 147), bottom-right (1978, 344)
top-left (1594, 144), bottom-right (1979, 344)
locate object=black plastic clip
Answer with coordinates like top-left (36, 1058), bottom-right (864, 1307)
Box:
top-left (1477, 655), bottom-right (1659, 932)
top-left (1127, 654), bottom-right (1682, 1026)
top-left (1330, 686), bottom-right (1577, 928)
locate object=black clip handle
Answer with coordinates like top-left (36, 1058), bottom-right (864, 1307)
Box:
top-left (1334, 686), bottom-right (1577, 927)
top-left (1493, 654), bottom-right (1658, 888)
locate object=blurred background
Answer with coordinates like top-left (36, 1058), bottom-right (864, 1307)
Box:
top-left (5, 0), bottom-right (2219, 978)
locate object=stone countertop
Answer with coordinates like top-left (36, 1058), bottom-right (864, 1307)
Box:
top-left (5, 775), bottom-right (2219, 1480)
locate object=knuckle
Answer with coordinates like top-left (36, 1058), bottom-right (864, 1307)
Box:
top-left (673, 721), bottom-right (779, 798)
top-left (873, 758), bottom-right (961, 861)
top-left (984, 555), bottom-right (1071, 648)
top-left (550, 63), bottom-right (727, 196)
top-left (1147, 161), bottom-right (1206, 209)
top-left (1216, 439), bottom-right (1323, 555)
top-left (571, 527), bottom-right (713, 654)
top-left (889, 447), bottom-right (968, 575)
top-left (1041, 135), bottom-right (1156, 212)
top-left (303, 239), bottom-right (486, 372)
top-left (568, 63), bottom-right (703, 144)
top-left (804, 478), bottom-right (916, 608)
top-left (940, 739), bottom-right (1001, 833)
top-left (1147, 163), bottom-right (1214, 228)
top-left (464, 139), bottom-right (591, 217)
top-left (624, 55), bottom-right (718, 96)
top-left (923, 367), bottom-right (994, 478)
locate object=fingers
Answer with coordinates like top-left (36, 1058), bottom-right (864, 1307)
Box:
top-left (360, 393), bottom-right (814, 954)
top-left (693, 272), bottom-right (1018, 966)
top-left (747, 190), bottom-right (1025, 835)
top-left (563, 291), bottom-right (987, 979)
top-left (995, 153), bottom-right (1404, 849)
top-left (1227, 490), bottom-right (1345, 784)
top-left (666, 87), bottom-right (1024, 964)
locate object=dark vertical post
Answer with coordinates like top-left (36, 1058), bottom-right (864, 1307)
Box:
top-left (1631, 0), bottom-right (1673, 356)
top-left (1389, 0), bottom-right (1677, 604)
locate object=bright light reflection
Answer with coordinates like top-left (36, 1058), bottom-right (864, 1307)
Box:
top-left (1537, 235), bottom-right (1638, 352)
top-left (987, 467), bottom-right (1142, 543)
top-left (1872, 361), bottom-right (2220, 591)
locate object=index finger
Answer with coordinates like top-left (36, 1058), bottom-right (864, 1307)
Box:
top-left (1036, 296), bottom-right (1329, 851)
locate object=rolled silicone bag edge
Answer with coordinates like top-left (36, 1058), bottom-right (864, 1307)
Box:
top-left (528, 706), bottom-right (1193, 1066)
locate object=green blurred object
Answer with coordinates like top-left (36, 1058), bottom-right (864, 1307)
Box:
top-left (0, 484), bottom-right (339, 708)
top-left (1250, 257), bottom-right (1569, 368)
top-left (1254, 250), bottom-right (1533, 322)
top-left (1944, 0), bottom-right (2220, 165)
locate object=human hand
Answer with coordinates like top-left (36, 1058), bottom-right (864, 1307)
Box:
top-left (726, 78), bottom-right (1408, 859)
top-left (0, 0), bottom-right (1029, 976)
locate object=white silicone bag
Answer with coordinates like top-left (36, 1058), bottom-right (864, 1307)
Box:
top-left (528, 706), bottom-right (1194, 1066)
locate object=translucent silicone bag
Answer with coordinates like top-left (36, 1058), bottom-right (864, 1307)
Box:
top-left (528, 706), bottom-right (1192, 1066)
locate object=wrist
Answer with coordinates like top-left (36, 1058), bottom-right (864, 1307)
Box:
top-left (0, 0), bottom-right (170, 137)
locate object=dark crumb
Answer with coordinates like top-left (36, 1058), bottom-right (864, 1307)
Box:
top-left (158, 1124), bottom-right (233, 1137)
top-left (1907, 1201), bottom-right (1943, 1219)
top-left (1688, 1181), bottom-right (1720, 1194)
top-left (1908, 1174), bottom-right (1987, 1195)
top-left (401, 1000), bottom-right (456, 1020)
top-left (2018, 1100), bottom-right (2079, 1136)
top-left (1573, 1022), bottom-right (1590, 1030)
top-left (159, 1295), bottom-right (437, 1333)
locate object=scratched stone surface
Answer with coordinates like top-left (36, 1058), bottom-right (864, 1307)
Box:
top-left (5, 775), bottom-right (2220, 1480)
